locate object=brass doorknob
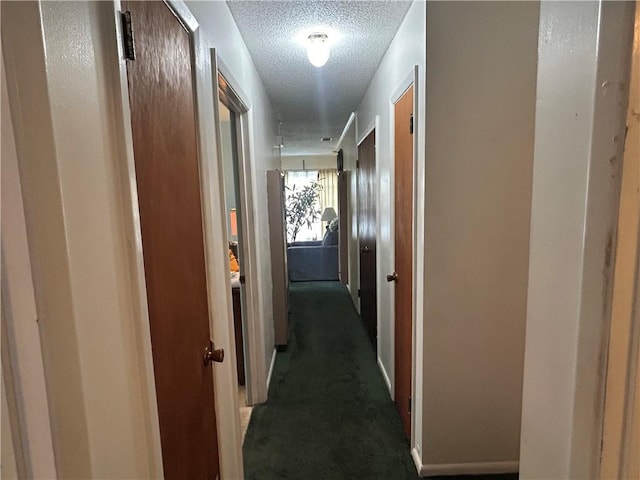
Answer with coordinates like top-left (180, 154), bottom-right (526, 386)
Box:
top-left (361, 245), bottom-right (370, 253)
top-left (386, 272), bottom-right (398, 282)
top-left (203, 341), bottom-right (224, 365)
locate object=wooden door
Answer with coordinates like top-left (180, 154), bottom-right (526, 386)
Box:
top-left (358, 130), bottom-right (377, 351)
top-left (123, 2), bottom-right (220, 478)
top-left (392, 86), bottom-right (414, 438)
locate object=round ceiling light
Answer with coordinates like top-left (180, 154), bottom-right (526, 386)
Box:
top-left (307, 33), bottom-right (330, 67)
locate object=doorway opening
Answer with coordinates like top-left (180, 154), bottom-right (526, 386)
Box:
top-left (216, 71), bottom-right (258, 442)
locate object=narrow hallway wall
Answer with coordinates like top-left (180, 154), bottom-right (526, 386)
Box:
top-left (421, 1), bottom-right (539, 473)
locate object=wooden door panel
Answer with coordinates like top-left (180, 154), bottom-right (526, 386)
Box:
top-left (394, 86), bottom-right (414, 438)
top-left (123, 2), bottom-right (220, 478)
top-left (358, 130), bottom-right (377, 351)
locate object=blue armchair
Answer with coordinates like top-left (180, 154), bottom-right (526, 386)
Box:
top-left (287, 230), bottom-right (339, 281)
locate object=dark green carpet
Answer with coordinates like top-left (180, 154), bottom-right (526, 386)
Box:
top-left (242, 281), bottom-right (520, 480)
top-left (243, 281), bottom-right (418, 479)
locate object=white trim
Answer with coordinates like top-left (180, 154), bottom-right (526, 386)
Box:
top-left (377, 357), bottom-right (392, 396)
top-left (390, 70), bottom-right (415, 104)
top-left (418, 461), bottom-right (519, 477)
top-left (212, 67), bottom-right (268, 405)
top-left (1, 49), bottom-right (57, 478)
top-left (357, 117), bottom-right (376, 147)
top-left (165, 0), bottom-right (198, 31)
top-left (410, 63), bottom-right (424, 457)
top-left (214, 62), bottom-right (268, 406)
top-left (336, 112), bottom-right (356, 150)
top-left (411, 447), bottom-right (422, 475)
top-left (412, 60), bottom-right (426, 457)
top-left (216, 57), bottom-right (252, 112)
top-left (266, 348), bottom-right (277, 389)
top-left (387, 66), bottom-right (421, 450)
top-left (195, 41), bottom-right (244, 478)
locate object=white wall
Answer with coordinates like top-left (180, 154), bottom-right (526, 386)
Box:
top-left (187, 1), bottom-right (280, 400)
top-left (520, 2), bottom-right (635, 478)
top-left (355, 0), bottom-right (426, 406)
top-left (281, 154), bottom-right (336, 171)
top-left (420, 1), bottom-right (539, 473)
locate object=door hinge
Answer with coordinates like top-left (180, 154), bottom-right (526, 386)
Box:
top-left (121, 11), bottom-right (136, 61)
top-left (356, 160), bottom-right (360, 169)
top-left (357, 288), bottom-right (361, 298)
top-left (409, 114), bottom-right (414, 135)
top-left (408, 396), bottom-right (412, 414)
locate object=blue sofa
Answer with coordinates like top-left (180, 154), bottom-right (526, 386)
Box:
top-left (287, 230), bottom-right (338, 282)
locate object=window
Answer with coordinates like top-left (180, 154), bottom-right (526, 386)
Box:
top-left (285, 170), bottom-right (322, 241)
top-left (284, 169), bottom-right (339, 242)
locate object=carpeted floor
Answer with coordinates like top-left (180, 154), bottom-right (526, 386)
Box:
top-left (243, 281), bottom-right (418, 479)
top-left (242, 281), bottom-right (519, 480)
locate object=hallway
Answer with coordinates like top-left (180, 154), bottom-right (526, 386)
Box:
top-left (243, 282), bottom-right (418, 479)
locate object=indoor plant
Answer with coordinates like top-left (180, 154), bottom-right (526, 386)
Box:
top-left (285, 181), bottom-right (322, 242)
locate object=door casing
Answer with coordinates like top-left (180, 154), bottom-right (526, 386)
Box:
top-left (392, 83), bottom-right (415, 439)
top-left (214, 68), bottom-right (268, 406)
top-left (389, 67), bottom-right (421, 451)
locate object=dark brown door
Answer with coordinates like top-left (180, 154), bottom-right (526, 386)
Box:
top-left (123, 2), bottom-right (220, 478)
top-left (393, 86), bottom-right (414, 438)
top-left (358, 130), bottom-right (377, 351)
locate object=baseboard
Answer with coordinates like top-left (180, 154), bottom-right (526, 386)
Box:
top-left (266, 348), bottom-right (277, 389)
top-left (377, 357), bottom-right (392, 396)
top-left (417, 459), bottom-right (519, 477)
top-left (411, 448), bottom-right (423, 475)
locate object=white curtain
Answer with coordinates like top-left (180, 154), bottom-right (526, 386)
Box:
top-left (318, 169), bottom-right (338, 228)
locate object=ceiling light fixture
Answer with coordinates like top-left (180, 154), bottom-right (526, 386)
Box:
top-left (307, 33), bottom-right (330, 67)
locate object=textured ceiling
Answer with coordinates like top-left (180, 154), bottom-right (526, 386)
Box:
top-left (226, 0), bottom-right (412, 156)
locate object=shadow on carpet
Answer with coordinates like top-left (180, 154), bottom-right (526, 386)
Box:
top-left (243, 281), bottom-right (418, 479)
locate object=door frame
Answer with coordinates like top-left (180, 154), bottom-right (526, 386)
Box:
top-left (389, 70), bottom-right (417, 439)
top-left (212, 58), bottom-right (268, 406)
top-left (1, 47), bottom-right (57, 477)
top-left (389, 66), bottom-right (424, 454)
top-left (111, 1), bottom-right (243, 477)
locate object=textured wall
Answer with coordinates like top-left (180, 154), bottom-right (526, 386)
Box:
top-left (422, 1), bottom-right (538, 470)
